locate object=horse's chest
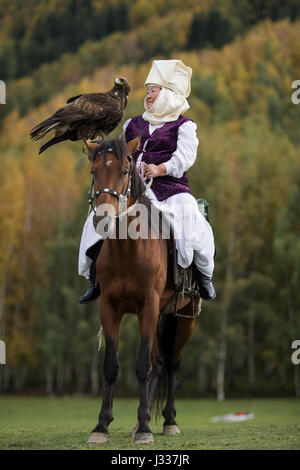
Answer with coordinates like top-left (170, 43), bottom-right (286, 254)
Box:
top-left (99, 266), bottom-right (156, 311)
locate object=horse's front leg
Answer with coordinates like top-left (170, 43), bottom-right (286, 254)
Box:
top-left (87, 297), bottom-right (121, 444)
top-left (134, 295), bottom-right (160, 444)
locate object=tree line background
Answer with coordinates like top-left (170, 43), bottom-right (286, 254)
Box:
top-left (0, 0), bottom-right (299, 400)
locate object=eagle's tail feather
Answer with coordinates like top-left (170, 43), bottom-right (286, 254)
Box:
top-left (30, 118), bottom-right (60, 140)
top-left (38, 132), bottom-right (73, 154)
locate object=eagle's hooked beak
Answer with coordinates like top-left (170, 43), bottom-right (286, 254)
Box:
top-left (114, 78), bottom-right (122, 85)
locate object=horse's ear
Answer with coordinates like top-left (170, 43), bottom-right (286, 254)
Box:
top-left (126, 136), bottom-right (140, 156)
top-left (83, 138), bottom-right (99, 160)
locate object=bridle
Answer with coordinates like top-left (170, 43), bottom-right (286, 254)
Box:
top-left (88, 151), bottom-right (133, 216)
top-left (87, 145), bottom-right (153, 219)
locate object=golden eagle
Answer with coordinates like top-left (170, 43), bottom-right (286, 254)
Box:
top-left (30, 77), bottom-right (131, 154)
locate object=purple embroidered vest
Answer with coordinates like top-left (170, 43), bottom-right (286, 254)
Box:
top-left (125, 115), bottom-right (193, 201)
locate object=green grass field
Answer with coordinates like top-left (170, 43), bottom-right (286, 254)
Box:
top-left (0, 396), bottom-right (299, 450)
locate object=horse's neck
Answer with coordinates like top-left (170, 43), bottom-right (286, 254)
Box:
top-left (107, 191), bottom-right (156, 250)
top-left (107, 212), bottom-right (152, 253)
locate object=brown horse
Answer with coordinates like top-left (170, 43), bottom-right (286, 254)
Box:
top-left (84, 135), bottom-right (201, 444)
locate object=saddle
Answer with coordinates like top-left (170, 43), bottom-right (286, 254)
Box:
top-left (162, 234), bottom-right (199, 318)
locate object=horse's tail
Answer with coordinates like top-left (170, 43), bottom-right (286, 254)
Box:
top-left (152, 313), bottom-right (179, 420)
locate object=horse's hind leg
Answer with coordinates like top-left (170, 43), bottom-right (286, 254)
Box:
top-left (87, 299), bottom-right (121, 444)
top-left (162, 307), bottom-right (197, 435)
top-left (162, 353), bottom-right (182, 435)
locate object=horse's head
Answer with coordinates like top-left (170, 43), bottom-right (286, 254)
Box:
top-left (84, 135), bottom-right (140, 236)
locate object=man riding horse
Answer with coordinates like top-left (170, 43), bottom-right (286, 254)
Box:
top-left (78, 59), bottom-right (216, 303)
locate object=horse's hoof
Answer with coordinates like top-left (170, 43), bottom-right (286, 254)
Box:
top-left (134, 432), bottom-right (154, 444)
top-left (87, 432), bottom-right (109, 444)
top-left (130, 422), bottom-right (139, 438)
top-left (163, 425), bottom-right (181, 435)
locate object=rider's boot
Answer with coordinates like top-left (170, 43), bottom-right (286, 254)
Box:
top-left (195, 271), bottom-right (216, 300)
top-left (78, 241), bottom-right (102, 304)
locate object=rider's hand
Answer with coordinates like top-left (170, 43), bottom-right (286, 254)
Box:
top-left (144, 163), bottom-right (166, 178)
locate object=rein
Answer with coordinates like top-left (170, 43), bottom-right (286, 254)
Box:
top-left (87, 152), bottom-right (152, 219)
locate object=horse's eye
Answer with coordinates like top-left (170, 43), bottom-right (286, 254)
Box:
top-left (121, 169), bottom-right (129, 176)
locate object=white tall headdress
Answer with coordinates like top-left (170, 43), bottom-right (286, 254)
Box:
top-left (142, 59), bottom-right (192, 125)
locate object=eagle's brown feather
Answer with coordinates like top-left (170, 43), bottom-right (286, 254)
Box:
top-left (30, 78), bottom-right (131, 154)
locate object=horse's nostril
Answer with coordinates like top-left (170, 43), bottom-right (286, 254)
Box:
top-left (93, 214), bottom-right (100, 229)
top-left (93, 214), bottom-right (114, 232)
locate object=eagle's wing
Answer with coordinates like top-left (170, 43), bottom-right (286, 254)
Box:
top-left (66, 94), bottom-right (83, 104)
top-left (54, 93), bottom-right (122, 123)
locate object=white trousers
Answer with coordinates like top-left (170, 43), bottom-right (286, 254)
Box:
top-left (78, 189), bottom-right (215, 279)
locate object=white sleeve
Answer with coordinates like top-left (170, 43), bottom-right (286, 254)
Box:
top-left (122, 118), bottom-right (131, 134)
top-left (163, 120), bottom-right (199, 178)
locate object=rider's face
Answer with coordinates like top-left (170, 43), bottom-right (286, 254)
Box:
top-left (145, 85), bottom-right (161, 110)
